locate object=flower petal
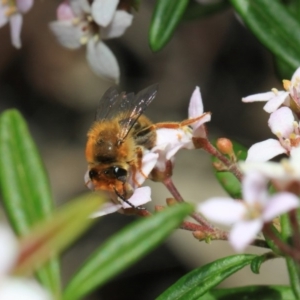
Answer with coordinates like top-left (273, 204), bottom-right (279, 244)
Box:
top-left (86, 39), bottom-right (120, 83)
top-left (92, 0), bottom-right (119, 27)
top-left (121, 186), bottom-right (151, 209)
top-left (101, 10), bottom-right (133, 39)
top-left (268, 107), bottom-right (294, 137)
top-left (90, 202), bottom-right (121, 218)
top-left (9, 14), bottom-right (22, 48)
top-left (263, 91), bottom-right (289, 113)
top-left (130, 151), bottom-right (158, 187)
top-left (0, 225), bottom-right (18, 276)
top-left (246, 139), bottom-right (286, 162)
top-left (49, 20), bottom-right (83, 49)
top-left (242, 91), bottom-right (275, 103)
top-left (188, 86), bottom-right (203, 118)
top-left (242, 172), bottom-right (268, 205)
top-left (16, 0), bottom-right (33, 13)
top-left (0, 278), bottom-right (52, 300)
top-left (56, 2), bottom-right (75, 20)
top-left (198, 198), bottom-right (246, 225)
top-left (291, 66), bottom-right (300, 84)
top-left (70, 0), bottom-right (91, 15)
top-left (229, 219), bottom-right (262, 252)
top-left (263, 192), bottom-right (299, 222)
top-left (192, 112), bottom-right (211, 138)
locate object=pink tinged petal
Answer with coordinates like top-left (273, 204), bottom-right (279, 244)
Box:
top-left (263, 192), bottom-right (299, 222)
top-left (0, 278), bottom-right (52, 300)
top-left (240, 160), bottom-right (287, 180)
top-left (242, 172), bottom-right (268, 205)
top-left (90, 202), bottom-right (121, 218)
top-left (192, 112), bottom-right (211, 138)
top-left (0, 7), bottom-right (8, 27)
top-left (242, 91), bottom-right (276, 103)
top-left (0, 225), bottom-right (19, 276)
top-left (155, 128), bottom-right (192, 148)
top-left (198, 198), bottom-right (246, 225)
top-left (49, 20), bottom-right (83, 49)
top-left (56, 2), bottom-right (75, 20)
top-left (91, 0), bottom-right (119, 27)
top-left (16, 0), bottom-right (33, 13)
top-left (9, 13), bottom-right (22, 48)
top-left (131, 152), bottom-right (158, 187)
top-left (291, 66), bottom-right (300, 84)
top-left (246, 139), bottom-right (286, 162)
top-left (229, 219), bottom-right (263, 252)
top-left (121, 186), bottom-right (151, 209)
top-left (101, 10), bottom-right (133, 39)
top-left (86, 39), bottom-right (120, 83)
top-left (188, 86), bottom-right (204, 118)
top-left (268, 107), bottom-right (294, 137)
top-left (263, 91), bottom-right (289, 113)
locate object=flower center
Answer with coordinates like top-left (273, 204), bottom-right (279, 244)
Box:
top-left (2, 0), bottom-right (17, 17)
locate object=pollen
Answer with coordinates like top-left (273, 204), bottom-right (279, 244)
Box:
top-left (5, 5), bottom-right (17, 17)
top-left (283, 80), bottom-right (291, 91)
top-left (80, 35), bottom-right (88, 45)
top-left (271, 88), bottom-right (279, 95)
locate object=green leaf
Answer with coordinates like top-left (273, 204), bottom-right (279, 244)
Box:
top-left (250, 252), bottom-right (278, 274)
top-left (280, 213), bottom-right (300, 298)
top-left (212, 140), bottom-right (247, 199)
top-left (230, 0), bottom-right (300, 71)
top-left (183, 1), bottom-right (230, 20)
top-left (149, 0), bottom-right (189, 51)
top-left (156, 254), bottom-right (256, 300)
top-left (200, 285), bottom-right (296, 300)
top-left (0, 109), bottom-right (60, 296)
top-left (14, 193), bottom-right (105, 276)
top-left (63, 203), bottom-right (193, 300)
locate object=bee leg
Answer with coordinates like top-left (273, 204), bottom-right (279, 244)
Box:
top-left (113, 187), bottom-right (145, 210)
top-left (153, 112), bottom-right (211, 129)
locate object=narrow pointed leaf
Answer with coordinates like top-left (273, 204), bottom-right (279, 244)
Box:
top-left (201, 285), bottom-right (296, 300)
top-left (149, 0), bottom-right (189, 51)
top-left (0, 109), bottom-right (60, 295)
top-left (250, 252), bottom-right (278, 274)
top-left (230, 0), bottom-right (300, 70)
top-left (63, 203), bottom-right (193, 300)
top-left (183, 1), bottom-right (229, 20)
top-left (157, 254), bottom-right (256, 300)
top-left (14, 193), bottom-right (105, 276)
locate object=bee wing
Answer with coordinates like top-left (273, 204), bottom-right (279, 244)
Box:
top-left (118, 83), bottom-right (159, 141)
top-left (95, 86), bottom-right (120, 121)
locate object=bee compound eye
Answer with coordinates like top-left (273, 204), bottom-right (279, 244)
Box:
top-left (113, 167), bottom-right (127, 182)
top-left (89, 169), bottom-right (98, 180)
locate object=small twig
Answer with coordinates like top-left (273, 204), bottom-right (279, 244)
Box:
top-left (289, 209), bottom-right (300, 250)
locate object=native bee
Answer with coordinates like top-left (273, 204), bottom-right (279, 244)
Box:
top-left (85, 84), bottom-right (158, 208)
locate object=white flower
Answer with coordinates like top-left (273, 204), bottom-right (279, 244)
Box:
top-left (198, 172), bottom-right (299, 251)
top-left (242, 67), bottom-right (300, 113)
top-left (0, 225), bottom-right (52, 300)
top-left (49, 0), bottom-right (133, 82)
top-left (246, 107), bottom-right (300, 162)
top-left (0, 0), bottom-right (33, 48)
top-left (151, 86), bottom-right (211, 172)
top-left (241, 147), bottom-right (300, 191)
top-left (85, 151), bottom-right (158, 215)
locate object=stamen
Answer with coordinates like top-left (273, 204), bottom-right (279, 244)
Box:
top-left (283, 80), bottom-right (291, 91)
top-left (271, 88), bottom-right (279, 95)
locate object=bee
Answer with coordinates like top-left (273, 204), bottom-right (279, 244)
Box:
top-left (85, 84), bottom-right (158, 208)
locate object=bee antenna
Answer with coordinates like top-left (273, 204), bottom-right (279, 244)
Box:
top-left (113, 188), bottom-right (145, 210)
